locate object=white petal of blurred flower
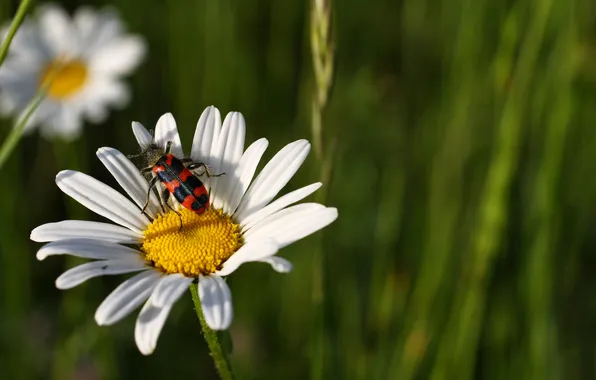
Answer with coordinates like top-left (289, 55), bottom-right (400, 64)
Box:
top-left (31, 107), bottom-right (338, 354)
top-left (0, 4), bottom-right (146, 140)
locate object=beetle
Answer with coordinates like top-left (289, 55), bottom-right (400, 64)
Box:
top-left (136, 140), bottom-right (222, 229)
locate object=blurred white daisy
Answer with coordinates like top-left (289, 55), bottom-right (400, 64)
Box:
top-left (31, 106), bottom-right (338, 355)
top-left (0, 4), bottom-right (146, 140)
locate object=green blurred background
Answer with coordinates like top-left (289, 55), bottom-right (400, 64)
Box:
top-left (1, 0), bottom-right (596, 379)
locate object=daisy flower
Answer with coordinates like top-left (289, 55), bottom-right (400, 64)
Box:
top-left (31, 106), bottom-right (338, 355)
top-left (0, 4), bottom-right (146, 140)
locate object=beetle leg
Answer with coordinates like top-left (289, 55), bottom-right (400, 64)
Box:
top-left (161, 187), bottom-right (171, 209)
top-left (180, 158), bottom-right (225, 178)
top-left (187, 162), bottom-right (225, 178)
top-left (153, 184), bottom-right (166, 214)
top-left (142, 176), bottom-right (160, 214)
top-left (164, 141), bottom-right (172, 155)
top-left (127, 152), bottom-right (144, 159)
top-left (161, 188), bottom-right (183, 231)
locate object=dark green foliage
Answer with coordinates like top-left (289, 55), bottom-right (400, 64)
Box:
top-left (0, 0), bottom-right (593, 379)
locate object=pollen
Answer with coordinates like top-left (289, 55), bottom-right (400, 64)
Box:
top-left (142, 208), bottom-right (243, 277)
top-left (40, 59), bottom-right (88, 99)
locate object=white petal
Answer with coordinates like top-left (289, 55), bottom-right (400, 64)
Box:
top-left (1, 20), bottom-right (51, 61)
top-left (95, 270), bottom-right (161, 326)
top-left (151, 274), bottom-right (192, 307)
top-left (82, 77), bottom-right (130, 109)
top-left (223, 138), bottom-right (268, 215)
top-left (244, 203), bottom-right (323, 232)
top-left (216, 239), bottom-right (278, 277)
top-left (36, 238), bottom-right (142, 261)
top-left (209, 112), bottom-right (246, 208)
top-left (0, 67), bottom-right (38, 115)
top-left (134, 274), bottom-right (188, 355)
top-left (20, 102), bottom-right (45, 130)
top-left (154, 113), bottom-right (183, 158)
top-left (38, 4), bottom-right (77, 56)
top-left (198, 275), bottom-right (233, 330)
top-left (74, 7), bottom-right (123, 54)
top-left (89, 36), bottom-right (146, 75)
top-left (81, 99), bottom-right (109, 124)
top-left (259, 256), bottom-right (293, 273)
top-left (96, 147), bottom-right (160, 218)
top-left (240, 182), bottom-right (322, 230)
top-left (56, 259), bottom-right (147, 289)
top-left (44, 104), bottom-right (84, 141)
top-left (234, 140), bottom-right (310, 222)
top-left (56, 170), bottom-right (148, 233)
top-left (244, 205), bottom-right (338, 248)
top-left (0, 58), bottom-right (42, 86)
top-left (30, 220), bottom-right (141, 243)
top-left (190, 106), bottom-right (221, 163)
top-left (132, 121), bottom-right (153, 148)
top-left (134, 293), bottom-right (172, 355)
top-left (25, 101), bottom-right (54, 133)
top-left (73, 6), bottom-right (99, 44)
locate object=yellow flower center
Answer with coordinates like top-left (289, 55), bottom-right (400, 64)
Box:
top-left (142, 208), bottom-right (243, 277)
top-left (40, 59), bottom-right (88, 99)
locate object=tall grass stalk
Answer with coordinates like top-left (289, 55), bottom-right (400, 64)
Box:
top-left (0, 89), bottom-right (46, 170)
top-left (0, 57), bottom-right (77, 171)
top-left (0, 0), bottom-right (32, 67)
top-left (521, 3), bottom-right (574, 378)
top-left (309, 0), bottom-right (335, 378)
top-left (431, 0), bottom-right (553, 378)
top-left (393, 0), bottom-right (482, 377)
top-left (0, 0), bottom-right (36, 170)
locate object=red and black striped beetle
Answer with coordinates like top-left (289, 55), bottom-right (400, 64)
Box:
top-left (136, 140), bottom-right (222, 229)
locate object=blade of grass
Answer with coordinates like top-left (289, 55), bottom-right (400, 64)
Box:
top-left (0, 0), bottom-right (32, 67)
top-left (392, 0), bottom-right (483, 377)
top-left (520, 3), bottom-right (574, 378)
top-left (431, 0), bottom-right (553, 378)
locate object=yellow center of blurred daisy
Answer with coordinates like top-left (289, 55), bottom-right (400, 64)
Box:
top-left (40, 60), bottom-right (88, 99)
top-left (142, 208), bottom-right (243, 277)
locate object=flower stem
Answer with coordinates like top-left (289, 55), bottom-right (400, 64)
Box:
top-left (0, 0), bottom-right (32, 67)
top-left (189, 283), bottom-right (235, 380)
top-left (0, 89), bottom-right (46, 170)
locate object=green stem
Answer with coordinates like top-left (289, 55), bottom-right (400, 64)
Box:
top-left (310, 99), bottom-right (323, 162)
top-left (0, 0), bottom-right (32, 67)
top-left (0, 89), bottom-right (46, 170)
top-left (190, 283), bottom-right (235, 380)
top-left (430, 1), bottom-right (552, 378)
top-left (309, 1), bottom-right (334, 378)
